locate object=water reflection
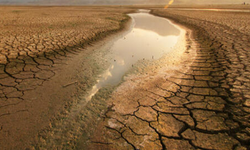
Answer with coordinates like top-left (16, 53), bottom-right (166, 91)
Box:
top-left (133, 13), bottom-right (180, 36)
top-left (85, 12), bottom-right (181, 101)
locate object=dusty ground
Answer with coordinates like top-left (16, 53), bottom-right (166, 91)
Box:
top-left (0, 6), bottom-right (133, 63)
top-left (86, 6), bottom-right (250, 150)
top-left (167, 4), bottom-right (250, 10)
top-left (1, 5), bottom-right (250, 150)
top-left (0, 6), bottom-right (133, 149)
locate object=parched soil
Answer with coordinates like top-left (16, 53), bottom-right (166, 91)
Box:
top-left (0, 6), bottom-right (133, 149)
top-left (0, 6), bottom-right (132, 63)
top-left (151, 8), bottom-right (250, 149)
top-left (86, 8), bottom-right (250, 150)
top-left (1, 5), bottom-right (250, 150)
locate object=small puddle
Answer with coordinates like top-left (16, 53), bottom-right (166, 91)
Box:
top-left (86, 11), bottom-right (181, 102)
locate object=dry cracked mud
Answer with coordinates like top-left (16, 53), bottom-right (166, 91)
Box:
top-left (1, 5), bottom-right (250, 150)
top-left (0, 6), bottom-right (133, 149)
top-left (84, 7), bottom-right (250, 150)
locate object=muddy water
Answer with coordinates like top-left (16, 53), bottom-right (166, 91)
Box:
top-left (85, 12), bottom-right (180, 102)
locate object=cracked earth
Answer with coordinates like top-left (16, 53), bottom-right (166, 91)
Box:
top-left (1, 6), bottom-right (250, 150)
top-left (0, 6), bottom-right (132, 149)
top-left (85, 8), bottom-right (250, 150)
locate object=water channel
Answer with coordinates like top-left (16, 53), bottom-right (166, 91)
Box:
top-left (38, 10), bottom-right (186, 149)
top-left (85, 10), bottom-right (180, 102)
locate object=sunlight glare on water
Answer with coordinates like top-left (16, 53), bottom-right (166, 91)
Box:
top-left (85, 11), bottom-right (181, 101)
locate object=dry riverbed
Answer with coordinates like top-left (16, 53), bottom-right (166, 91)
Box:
top-left (1, 5), bottom-right (250, 150)
top-left (80, 5), bottom-right (250, 150)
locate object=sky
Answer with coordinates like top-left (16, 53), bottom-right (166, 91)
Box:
top-left (0, 0), bottom-right (249, 5)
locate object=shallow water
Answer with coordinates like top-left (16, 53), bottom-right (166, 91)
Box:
top-left (85, 12), bottom-right (181, 101)
top-left (35, 11), bottom-right (185, 149)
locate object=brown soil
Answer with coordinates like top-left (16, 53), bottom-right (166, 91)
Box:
top-left (86, 6), bottom-right (250, 150)
top-left (0, 6), bottom-right (134, 149)
top-left (168, 4), bottom-right (250, 10)
top-left (1, 5), bottom-right (250, 150)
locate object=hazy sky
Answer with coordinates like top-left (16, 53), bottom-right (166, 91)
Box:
top-left (0, 0), bottom-right (249, 5)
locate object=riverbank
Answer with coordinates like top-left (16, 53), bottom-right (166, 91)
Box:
top-left (149, 8), bottom-right (250, 149)
top-left (0, 6), bottom-right (134, 149)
